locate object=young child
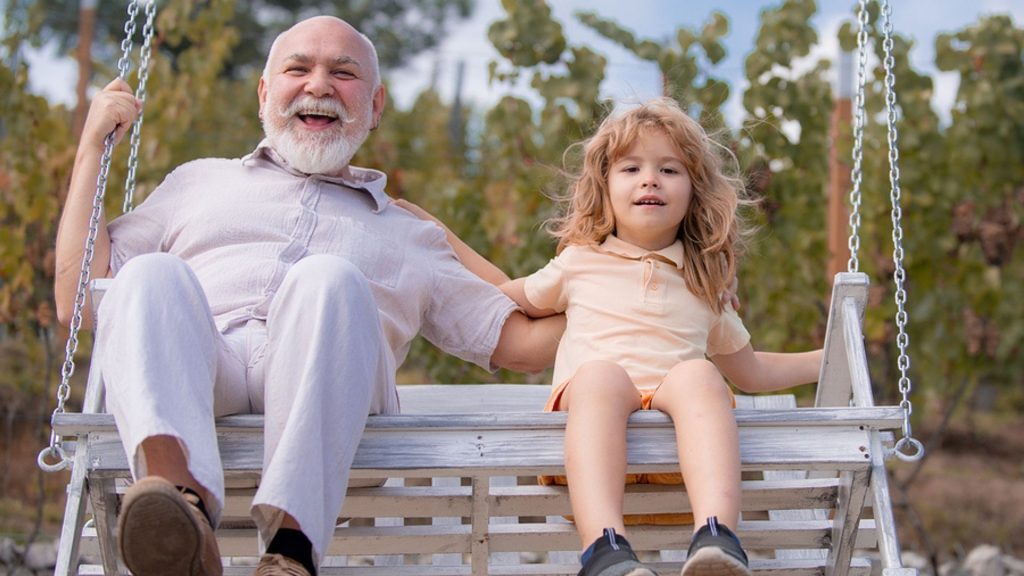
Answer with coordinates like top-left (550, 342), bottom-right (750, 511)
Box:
top-left (397, 97), bottom-right (822, 576)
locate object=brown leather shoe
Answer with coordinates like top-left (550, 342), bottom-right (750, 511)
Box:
top-left (254, 553), bottom-right (312, 576)
top-left (118, 476), bottom-right (223, 576)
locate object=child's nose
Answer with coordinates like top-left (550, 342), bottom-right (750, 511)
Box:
top-left (641, 174), bottom-right (660, 188)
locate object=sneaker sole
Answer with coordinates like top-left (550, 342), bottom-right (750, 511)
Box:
top-left (681, 547), bottom-right (752, 576)
top-left (119, 477), bottom-right (209, 576)
top-left (594, 562), bottom-right (658, 576)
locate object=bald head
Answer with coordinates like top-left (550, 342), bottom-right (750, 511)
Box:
top-left (263, 16), bottom-right (381, 89)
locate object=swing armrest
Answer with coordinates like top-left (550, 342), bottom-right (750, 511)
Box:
top-left (817, 272), bottom-right (872, 409)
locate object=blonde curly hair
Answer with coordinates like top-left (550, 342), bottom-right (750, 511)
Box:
top-left (548, 97), bottom-right (751, 313)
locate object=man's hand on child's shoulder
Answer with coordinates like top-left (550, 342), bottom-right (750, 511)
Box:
top-left (722, 275), bottom-right (741, 311)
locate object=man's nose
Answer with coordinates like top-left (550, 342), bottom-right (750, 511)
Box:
top-left (304, 69), bottom-right (332, 97)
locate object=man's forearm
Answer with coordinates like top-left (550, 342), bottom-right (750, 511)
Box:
top-left (491, 312), bottom-right (565, 373)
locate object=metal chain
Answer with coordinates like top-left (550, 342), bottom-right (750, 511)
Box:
top-left (847, 0), bottom-right (869, 273)
top-left (38, 0), bottom-right (149, 473)
top-left (880, 0), bottom-right (923, 462)
top-left (123, 0), bottom-right (158, 213)
top-left (117, 0), bottom-right (140, 78)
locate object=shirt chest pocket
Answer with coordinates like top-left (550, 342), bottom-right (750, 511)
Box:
top-left (317, 216), bottom-right (403, 288)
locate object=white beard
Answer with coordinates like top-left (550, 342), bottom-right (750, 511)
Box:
top-left (262, 95), bottom-right (373, 175)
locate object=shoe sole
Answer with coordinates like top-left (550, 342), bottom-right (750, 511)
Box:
top-left (680, 547), bottom-right (752, 576)
top-left (594, 562), bottom-right (658, 576)
top-left (119, 477), bottom-right (209, 576)
top-left (623, 567), bottom-right (659, 576)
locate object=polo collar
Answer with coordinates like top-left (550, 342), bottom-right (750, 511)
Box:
top-left (597, 235), bottom-right (685, 269)
top-left (243, 140), bottom-right (391, 213)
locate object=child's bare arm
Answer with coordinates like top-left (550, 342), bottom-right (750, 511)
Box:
top-left (711, 345), bottom-right (823, 393)
top-left (500, 278), bottom-right (559, 319)
top-left (393, 199), bottom-right (511, 286)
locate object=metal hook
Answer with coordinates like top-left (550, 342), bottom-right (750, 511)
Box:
top-left (37, 445), bottom-right (70, 472)
top-left (891, 436), bottom-right (925, 463)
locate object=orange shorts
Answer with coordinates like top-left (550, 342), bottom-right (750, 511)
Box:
top-left (538, 379), bottom-right (735, 525)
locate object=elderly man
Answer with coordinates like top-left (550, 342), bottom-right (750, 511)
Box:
top-left (56, 16), bottom-right (558, 576)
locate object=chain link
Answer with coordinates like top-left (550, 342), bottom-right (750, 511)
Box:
top-left (880, 0), bottom-right (923, 462)
top-left (117, 1), bottom-right (139, 79)
top-left (123, 0), bottom-right (158, 213)
top-left (38, 0), bottom-right (150, 473)
top-left (847, 0), bottom-right (869, 273)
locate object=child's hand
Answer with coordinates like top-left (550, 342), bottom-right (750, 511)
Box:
top-left (81, 78), bottom-right (141, 151)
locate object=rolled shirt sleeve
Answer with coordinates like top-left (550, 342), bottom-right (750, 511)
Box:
top-left (419, 231), bottom-right (518, 371)
top-left (107, 167), bottom-right (185, 274)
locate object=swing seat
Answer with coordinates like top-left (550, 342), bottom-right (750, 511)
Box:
top-left (49, 273), bottom-right (918, 576)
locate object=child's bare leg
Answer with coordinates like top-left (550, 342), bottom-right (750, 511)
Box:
top-left (561, 360), bottom-right (643, 547)
top-left (650, 359), bottom-right (741, 530)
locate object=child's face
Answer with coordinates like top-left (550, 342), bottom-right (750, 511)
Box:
top-left (606, 130), bottom-right (692, 251)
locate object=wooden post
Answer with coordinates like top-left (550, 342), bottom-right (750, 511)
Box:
top-left (72, 0), bottom-right (98, 141)
top-left (828, 50), bottom-right (854, 287)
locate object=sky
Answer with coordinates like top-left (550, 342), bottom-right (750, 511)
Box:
top-left (21, 0), bottom-right (1024, 127)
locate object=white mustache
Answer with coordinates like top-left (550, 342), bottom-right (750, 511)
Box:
top-left (278, 96), bottom-right (353, 124)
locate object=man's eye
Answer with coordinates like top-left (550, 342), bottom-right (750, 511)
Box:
top-left (333, 70), bottom-right (356, 78)
top-left (286, 67), bottom-right (308, 74)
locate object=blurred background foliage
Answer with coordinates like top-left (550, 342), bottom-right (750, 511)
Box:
top-left (0, 0), bottom-right (1021, 548)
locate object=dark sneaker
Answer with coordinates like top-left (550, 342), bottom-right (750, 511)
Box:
top-left (118, 476), bottom-right (223, 576)
top-left (680, 517), bottom-right (750, 576)
top-left (579, 528), bottom-right (657, 576)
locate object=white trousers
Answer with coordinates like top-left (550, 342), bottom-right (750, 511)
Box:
top-left (95, 252), bottom-right (399, 562)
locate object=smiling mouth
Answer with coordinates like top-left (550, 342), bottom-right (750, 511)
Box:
top-left (297, 113), bottom-right (339, 127)
top-left (634, 198), bottom-right (665, 206)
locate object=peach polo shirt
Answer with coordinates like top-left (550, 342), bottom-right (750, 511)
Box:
top-left (523, 235), bottom-right (750, 391)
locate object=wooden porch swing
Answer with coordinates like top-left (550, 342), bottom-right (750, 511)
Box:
top-left (39, 0), bottom-right (925, 574)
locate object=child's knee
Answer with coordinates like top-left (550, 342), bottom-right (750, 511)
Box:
top-left (661, 360), bottom-right (730, 401)
top-left (573, 360), bottom-right (631, 386)
top-left (564, 361), bottom-right (638, 409)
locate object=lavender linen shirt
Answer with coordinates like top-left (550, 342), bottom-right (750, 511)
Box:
top-left (107, 141), bottom-right (518, 372)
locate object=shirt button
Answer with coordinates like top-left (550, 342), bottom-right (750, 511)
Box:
top-left (651, 283), bottom-right (659, 291)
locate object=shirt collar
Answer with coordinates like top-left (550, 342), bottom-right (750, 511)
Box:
top-left (597, 235), bottom-right (685, 269)
top-left (243, 139), bottom-right (391, 213)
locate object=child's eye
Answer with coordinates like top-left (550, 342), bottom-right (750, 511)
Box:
top-left (622, 166), bottom-right (640, 173)
top-left (661, 167), bottom-right (679, 174)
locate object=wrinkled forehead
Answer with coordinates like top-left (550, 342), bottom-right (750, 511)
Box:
top-left (266, 18), bottom-right (375, 73)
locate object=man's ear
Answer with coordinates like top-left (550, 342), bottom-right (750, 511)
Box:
top-left (371, 84), bottom-right (386, 130)
top-left (257, 76), bottom-right (267, 119)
